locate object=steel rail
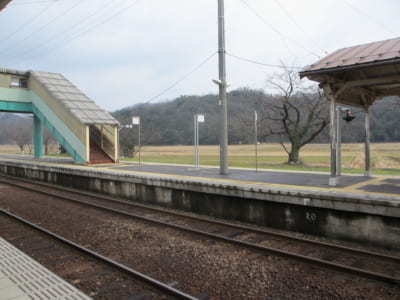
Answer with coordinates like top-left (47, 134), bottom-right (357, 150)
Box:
top-left (0, 208), bottom-right (197, 300)
top-left (1, 174), bottom-right (399, 264)
top-left (1, 179), bottom-right (399, 286)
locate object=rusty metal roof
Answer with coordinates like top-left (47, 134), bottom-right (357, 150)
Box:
top-left (300, 37), bottom-right (400, 75)
top-left (0, 0), bottom-right (12, 12)
top-left (299, 37), bottom-right (400, 107)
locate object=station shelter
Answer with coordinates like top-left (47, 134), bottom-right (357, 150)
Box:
top-left (0, 0), bottom-right (12, 11)
top-left (0, 68), bottom-right (119, 164)
top-left (300, 37), bottom-right (400, 186)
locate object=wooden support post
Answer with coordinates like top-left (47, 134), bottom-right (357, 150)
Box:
top-left (323, 84), bottom-right (338, 186)
top-left (336, 106), bottom-right (342, 176)
top-left (364, 106), bottom-right (371, 177)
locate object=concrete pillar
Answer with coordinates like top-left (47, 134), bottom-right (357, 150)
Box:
top-left (33, 115), bottom-right (43, 158)
top-left (364, 106), bottom-right (371, 177)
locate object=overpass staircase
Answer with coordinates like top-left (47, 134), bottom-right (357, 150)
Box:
top-left (0, 68), bottom-right (119, 164)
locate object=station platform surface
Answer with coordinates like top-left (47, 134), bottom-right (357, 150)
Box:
top-left (0, 237), bottom-right (91, 300)
top-left (0, 154), bottom-right (399, 200)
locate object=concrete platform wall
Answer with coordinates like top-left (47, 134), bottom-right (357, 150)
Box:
top-left (1, 161), bottom-right (399, 250)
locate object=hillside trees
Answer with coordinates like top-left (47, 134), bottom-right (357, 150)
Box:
top-left (111, 89), bottom-right (399, 155)
top-left (259, 67), bottom-right (329, 164)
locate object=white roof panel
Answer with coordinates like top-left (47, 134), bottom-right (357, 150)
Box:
top-left (30, 70), bottom-right (119, 125)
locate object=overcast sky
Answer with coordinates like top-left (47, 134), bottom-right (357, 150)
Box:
top-left (0, 0), bottom-right (399, 111)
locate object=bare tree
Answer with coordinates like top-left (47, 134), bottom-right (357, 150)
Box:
top-left (260, 66), bottom-right (329, 164)
top-left (12, 124), bottom-right (32, 154)
top-left (43, 127), bottom-right (57, 154)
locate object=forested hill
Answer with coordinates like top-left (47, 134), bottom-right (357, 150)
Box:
top-left (0, 89), bottom-right (398, 147)
top-left (111, 89), bottom-right (400, 145)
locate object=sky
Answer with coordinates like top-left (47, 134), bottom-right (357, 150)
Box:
top-left (0, 0), bottom-right (399, 111)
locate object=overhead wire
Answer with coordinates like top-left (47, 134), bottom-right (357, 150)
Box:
top-left (0, 0), bottom-right (86, 56)
top-left (144, 52), bottom-right (217, 104)
top-left (58, 0), bottom-right (130, 40)
top-left (65, 0), bottom-right (144, 44)
top-left (226, 52), bottom-right (302, 69)
top-left (4, 0), bottom-right (125, 61)
top-left (239, 0), bottom-right (322, 59)
top-left (342, 0), bottom-right (398, 37)
top-left (272, 0), bottom-right (328, 55)
top-left (1, 1), bottom-right (56, 43)
top-left (10, 0), bottom-right (57, 5)
top-left (4, 0), bottom-right (143, 66)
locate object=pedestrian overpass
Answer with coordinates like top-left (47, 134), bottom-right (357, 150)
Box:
top-left (0, 68), bottom-right (119, 164)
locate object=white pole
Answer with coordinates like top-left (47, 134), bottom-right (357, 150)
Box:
top-left (254, 110), bottom-right (258, 172)
top-left (138, 121), bottom-right (141, 167)
top-left (194, 115), bottom-right (199, 168)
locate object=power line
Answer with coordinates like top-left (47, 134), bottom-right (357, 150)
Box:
top-left (1, 1), bottom-right (56, 43)
top-left (65, 0), bottom-right (143, 44)
top-left (144, 52), bottom-right (217, 104)
top-left (342, 0), bottom-right (398, 37)
top-left (272, 0), bottom-right (328, 55)
top-left (226, 52), bottom-right (301, 69)
top-left (239, 0), bottom-right (322, 59)
top-left (10, 0), bottom-right (57, 5)
top-left (0, 0), bottom-right (86, 56)
top-left (5, 0), bottom-right (142, 65)
top-left (14, 0), bottom-right (123, 55)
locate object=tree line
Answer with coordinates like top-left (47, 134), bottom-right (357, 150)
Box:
top-left (113, 88), bottom-right (399, 162)
top-left (0, 81), bottom-right (398, 163)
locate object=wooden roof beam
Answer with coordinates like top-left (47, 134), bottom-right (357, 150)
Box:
top-left (342, 75), bottom-right (400, 88)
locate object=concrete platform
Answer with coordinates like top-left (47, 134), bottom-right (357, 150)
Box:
top-left (0, 237), bottom-right (91, 300)
top-left (0, 154), bottom-right (399, 249)
top-left (0, 154), bottom-right (398, 199)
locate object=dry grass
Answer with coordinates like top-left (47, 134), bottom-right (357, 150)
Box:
top-left (137, 143), bottom-right (400, 173)
top-left (0, 144), bottom-right (59, 154)
top-left (1, 143), bottom-right (398, 174)
top-left (0, 144), bottom-right (21, 153)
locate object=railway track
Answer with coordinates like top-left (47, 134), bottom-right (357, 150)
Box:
top-left (0, 208), bottom-right (197, 299)
top-left (0, 174), bottom-right (399, 288)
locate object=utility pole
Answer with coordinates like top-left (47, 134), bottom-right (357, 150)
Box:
top-left (217, 0), bottom-right (229, 175)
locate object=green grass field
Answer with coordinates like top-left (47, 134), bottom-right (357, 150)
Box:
top-left (123, 143), bottom-right (400, 175)
top-left (1, 143), bottom-right (398, 175)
